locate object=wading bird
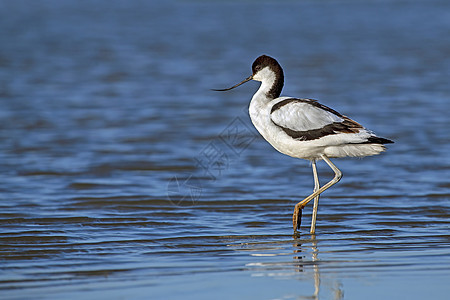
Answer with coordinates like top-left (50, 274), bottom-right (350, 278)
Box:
top-left (214, 55), bottom-right (393, 234)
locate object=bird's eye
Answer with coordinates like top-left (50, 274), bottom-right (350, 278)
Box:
top-left (255, 65), bottom-right (262, 71)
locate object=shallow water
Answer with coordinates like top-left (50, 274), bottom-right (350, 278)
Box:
top-left (1, 0), bottom-right (449, 299)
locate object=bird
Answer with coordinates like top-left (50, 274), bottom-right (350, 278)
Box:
top-left (213, 55), bottom-right (393, 234)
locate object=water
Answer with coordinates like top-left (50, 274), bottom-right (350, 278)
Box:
top-left (1, 0), bottom-right (449, 299)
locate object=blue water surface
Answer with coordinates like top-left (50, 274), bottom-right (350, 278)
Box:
top-left (0, 1), bottom-right (449, 299)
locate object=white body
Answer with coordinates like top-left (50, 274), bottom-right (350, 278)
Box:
top-left (249, 68), bottom-right (387, 160)
top-left (218, 55), bottom-right (392, 233)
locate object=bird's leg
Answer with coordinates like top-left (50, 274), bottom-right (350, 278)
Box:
top-left (293, 154), bottom-right (342, 232)
top-left (292, 201), bottom-right (303, 231)
top-left (310, 160), bottom-right (320, 234)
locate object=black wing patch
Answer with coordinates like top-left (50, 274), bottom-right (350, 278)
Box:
top-left (271, 98), bottom-right (364, 141)
top-left (358, 136), bottom-right (394, 144)
top-left (278, 119), bottom-right (363, 141)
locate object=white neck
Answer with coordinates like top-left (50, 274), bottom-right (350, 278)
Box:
top-left (251, 84), bottom-right (272, 105)
top-left (252, 67), bottom-right (277, 103)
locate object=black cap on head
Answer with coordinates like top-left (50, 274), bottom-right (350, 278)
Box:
top-left (251, 55), bottom-right (284, 99)
top-left (252, 55), bottom-right (282, 75)
top-left (213, 54), bottom-right (284, 99)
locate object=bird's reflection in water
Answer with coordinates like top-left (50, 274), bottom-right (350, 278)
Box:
top-left (293, 234), bottom-right (344, 300)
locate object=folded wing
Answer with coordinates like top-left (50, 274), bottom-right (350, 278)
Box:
top-left (270, 98), bottom-right (365, 141)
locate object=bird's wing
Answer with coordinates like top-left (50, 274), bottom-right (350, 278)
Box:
top-left (270, 98), bottom-right (364, 141)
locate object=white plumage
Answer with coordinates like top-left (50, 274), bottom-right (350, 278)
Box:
top-left (271, 99), bottom-right (343, 132)
top-left (215, 55), bottom-right (393, 234)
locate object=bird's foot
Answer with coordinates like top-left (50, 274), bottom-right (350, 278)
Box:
top-left (292, 205), bottom-right (304, 231)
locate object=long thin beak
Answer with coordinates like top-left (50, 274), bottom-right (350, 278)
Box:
top-left (212, 75), bottom-right (253, 91)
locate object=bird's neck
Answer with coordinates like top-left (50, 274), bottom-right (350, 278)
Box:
top-left (249, 71), bottom-right (284, 123)
top-left (254, 70), bottom-right (284, 102)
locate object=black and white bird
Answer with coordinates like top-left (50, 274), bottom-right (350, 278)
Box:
top-left (214, 55), bottom-right (393, 234)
